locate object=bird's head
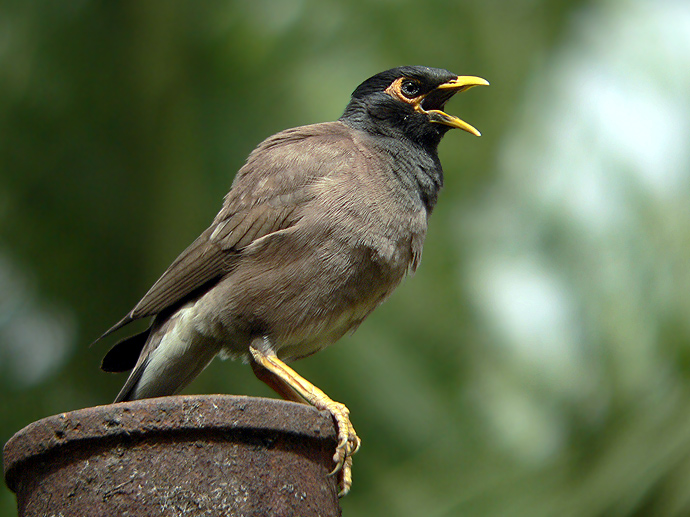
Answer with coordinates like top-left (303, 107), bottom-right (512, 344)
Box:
top-left (340, 66), bottom-right (488, 151)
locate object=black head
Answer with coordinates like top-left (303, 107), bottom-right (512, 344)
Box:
top-left (340, 66), bottom-right (488, 152)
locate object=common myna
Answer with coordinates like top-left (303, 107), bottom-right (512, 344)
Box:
top-left (98, 65), bottom-right (488, 495)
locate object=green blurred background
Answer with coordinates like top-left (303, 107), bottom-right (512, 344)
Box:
top-left (3, 0), bottom-right (690, 515)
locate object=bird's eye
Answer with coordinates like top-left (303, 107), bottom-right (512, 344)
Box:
top-left (400, 79), bottom-right (421, 98)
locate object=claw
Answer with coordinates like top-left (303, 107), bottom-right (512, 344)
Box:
top-left (351, 434), bottom-right (362, 455)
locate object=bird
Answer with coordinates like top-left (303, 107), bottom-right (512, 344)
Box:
top-left (98, 65), bottom-right (488, 496)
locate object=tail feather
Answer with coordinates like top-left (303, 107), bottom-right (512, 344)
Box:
top-left (114, 361), bottom-right (148, 402)
top-left (101, 327), bottom-right (152, 373)
top-left (109, 305), bottom-right (222, 403)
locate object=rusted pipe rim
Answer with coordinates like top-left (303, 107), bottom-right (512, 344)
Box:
top-left (3, 395), bottom-right (337, 492)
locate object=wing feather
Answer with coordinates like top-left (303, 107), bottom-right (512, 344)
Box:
top-left (99, 122), bottom-right (358, 340)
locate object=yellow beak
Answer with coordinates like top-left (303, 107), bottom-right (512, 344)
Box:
top-left (420, 76), bottom-right (489, 136)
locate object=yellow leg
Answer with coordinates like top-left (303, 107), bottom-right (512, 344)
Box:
top-left (249, 344), bottom-right (361, 497)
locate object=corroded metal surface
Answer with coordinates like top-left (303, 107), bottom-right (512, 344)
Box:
top-left (3, 395), bottom-right (341, 516)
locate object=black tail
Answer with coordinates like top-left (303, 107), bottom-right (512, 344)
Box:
top-left (100, 327), bottom-right (151, 373)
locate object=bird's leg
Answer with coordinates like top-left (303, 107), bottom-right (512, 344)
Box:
top-left (249, 341), bottom-right (361, 497)
top-left (249, 356), bottom-right (304, 403)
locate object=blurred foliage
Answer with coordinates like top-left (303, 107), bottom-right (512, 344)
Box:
top-left (3, 0), bottom-right (690, 515)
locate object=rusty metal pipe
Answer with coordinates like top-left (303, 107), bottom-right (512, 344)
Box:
top-left (3, 395), bottom-right (341, 516)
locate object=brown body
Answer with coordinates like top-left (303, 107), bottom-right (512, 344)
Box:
top-left (196, 121), bottom-right (427, 361)
top-left (105, 121), bottom-right (428, 401)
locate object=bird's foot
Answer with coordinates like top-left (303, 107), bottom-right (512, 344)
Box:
top-left (319, 398), bottom-right (361, 496)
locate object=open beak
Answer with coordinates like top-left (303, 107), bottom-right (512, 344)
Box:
top-left (417, 76), bottom-right (489, 136)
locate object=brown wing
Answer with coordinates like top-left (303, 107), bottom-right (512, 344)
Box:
top-left (99, 122), bottom-right (358, 339)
